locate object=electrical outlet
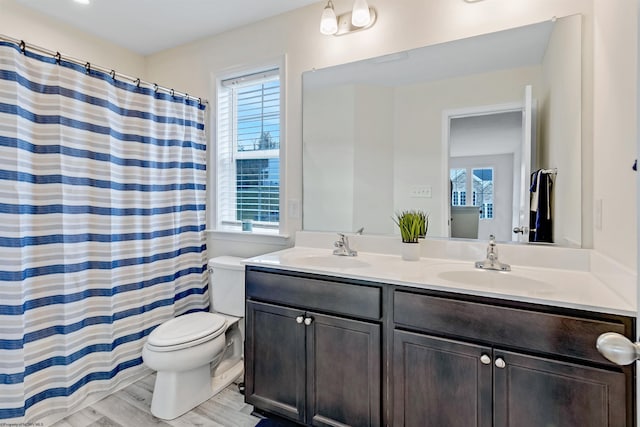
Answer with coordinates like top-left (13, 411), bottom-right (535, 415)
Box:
top-left (410, 185), bottom-right (432, 198)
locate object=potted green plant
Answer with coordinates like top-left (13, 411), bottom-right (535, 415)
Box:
top-left (415, 210), bottom-right (429, 239)
top-left (394, 210), bottom-right (428, 260)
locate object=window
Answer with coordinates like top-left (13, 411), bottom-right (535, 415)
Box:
top-left (450, 167), bottom-right (494, 220)
top-left (217, 67), bottom-right (281, 231)
top-left (472, 168), bottom-right (493, 219)
top-left (450, 169), bottom-right (467, 206)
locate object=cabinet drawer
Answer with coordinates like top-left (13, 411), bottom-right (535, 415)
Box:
top-left (394, 290), bottom-right (629, 365)
top-left (246, 268), bottom-right (381, 320)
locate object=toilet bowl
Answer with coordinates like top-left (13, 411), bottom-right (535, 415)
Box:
top-left (141, 256), bottom-right (245, 420)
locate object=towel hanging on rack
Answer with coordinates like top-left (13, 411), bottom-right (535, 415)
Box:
top-left (529, 169), bottom-right (554, 243)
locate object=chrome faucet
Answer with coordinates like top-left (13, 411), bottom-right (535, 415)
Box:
top-left (475, 234), bottom-right (511, 271)
top-left (333, 233), bottom-right (358, 257)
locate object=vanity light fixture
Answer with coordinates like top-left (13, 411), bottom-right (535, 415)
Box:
top-left (73, 0), bottom-right (90, 4)
top-left (320, 0), bottom-right (377, 36)
top-left (320, 0), bottom-right (339, 35)
top-left (351, 0), bottom-right (371, 27)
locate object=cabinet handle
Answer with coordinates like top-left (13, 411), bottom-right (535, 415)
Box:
top-left (596, 332), bottom-right (640, 365)
top-left (296, 315), bottom-right (304, 324)
top-left (495, 358), bottom-right (506, 369)
top-left (480, 354), bottom-right (491, 365)
top-left (304, 317), bottom-right (313, 326)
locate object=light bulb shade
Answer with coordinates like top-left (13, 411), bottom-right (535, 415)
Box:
top-left (351, 0), bottom-right (371, 27)
top-left (320, 2), bottom-right (338, 35)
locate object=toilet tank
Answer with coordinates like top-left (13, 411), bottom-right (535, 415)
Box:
top-left (208, 256), bottom-right (245, 317)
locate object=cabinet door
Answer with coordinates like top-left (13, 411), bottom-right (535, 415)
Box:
top-left (393, 330), bottom-right (492, 427)
top-left (307, 312), bottom-right (381, 427)
top-left (245, 301), bottom-right (306, 423)
top-left (493, 349), bottom-right (628, 427)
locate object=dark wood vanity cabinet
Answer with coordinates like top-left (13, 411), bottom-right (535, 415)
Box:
top-left (493, 349), bottom-right (626, 427)
top-left (394, 330), bottom-right (628, 427)
top-left (245, 266), bottom-right (635, 427)
top-left (245, 301), bottom-right (306, 422)
top-left (393, 290), bottom-right (634, 427)
top-left (245, 267), bottom-right (382, 427)
top-left (393, 331), bottom-right (493, 426)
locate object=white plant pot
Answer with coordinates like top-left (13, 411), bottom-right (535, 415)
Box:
top-left (401, 242), bottom-right (421, 261)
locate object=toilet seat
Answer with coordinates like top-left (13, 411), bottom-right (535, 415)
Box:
top-left (146, 312), bottom-right (227, 352)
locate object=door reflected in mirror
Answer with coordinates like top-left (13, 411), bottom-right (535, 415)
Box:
top-left (302, 14), bottom-right (582, 247)
top-left (445, 94), bottom-right (531, 244)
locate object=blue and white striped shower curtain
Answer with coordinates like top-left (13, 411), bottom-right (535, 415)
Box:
top-left (0, 41), bottom-right (209, 423)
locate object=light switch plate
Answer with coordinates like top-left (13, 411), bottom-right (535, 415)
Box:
top-left (410, 185), bottom-right (432, 198)
top-left (288, 199), bottom-right (301, 219)
top-left (594, 199), bottom-right (602, 230)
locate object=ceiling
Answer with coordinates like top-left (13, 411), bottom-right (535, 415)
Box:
top-left (14, 0), bottom-right (321, 55)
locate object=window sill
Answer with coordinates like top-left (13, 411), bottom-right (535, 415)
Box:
top-left (207, 228), bottom-right (291, 245)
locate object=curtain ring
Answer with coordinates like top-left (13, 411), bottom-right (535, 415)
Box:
top-left (134, 78), bottom-right (141, 88)
top-left (110, 70), bottom-right (116, 80)
top-left (153, 83), bottom-right (159, 93)
top-left (198, 97), bottom-right (202, 107)
top-left (85, 62), bottom-right (91, 74)
top-left (170, 89), bottom-right (175, 97)
top-left (19, 40), bottom-right (26, 54)
top-left (54, 52), bottom-right (61, 64)
top-left (185, 93), bottom-right (189, 102)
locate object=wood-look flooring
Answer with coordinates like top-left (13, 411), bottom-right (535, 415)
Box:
top-left (52, 373), bottom-right (261, 427)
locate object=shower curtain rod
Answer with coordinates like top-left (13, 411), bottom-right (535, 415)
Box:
top-left (0, 34), bottom-right (208, 105)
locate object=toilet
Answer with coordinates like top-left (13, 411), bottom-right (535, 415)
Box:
top-left (141, 256), bottom-right (245, 420)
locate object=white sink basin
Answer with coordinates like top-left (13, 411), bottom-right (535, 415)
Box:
top-left (298, 255), bottom-right (370, 269)
top-left (437, 269), bottom-right (552, 292)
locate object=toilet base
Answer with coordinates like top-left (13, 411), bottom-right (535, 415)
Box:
top-left (150, 364), bottom-right (214, 420)
top-left (149, 359), bottom-right (245, 420)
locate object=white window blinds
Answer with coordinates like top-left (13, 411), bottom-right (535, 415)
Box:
top-left (217, 68), bottom-right (281, 230)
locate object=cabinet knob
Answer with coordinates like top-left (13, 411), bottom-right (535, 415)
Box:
top-left (495, 358), bottom-right (506, 369)
top-left (296, 315), bottom-right (304, 324)
top-left (480, 354), bottom-right (491, 365)
top-left (597, 332), bottom-right (640, 365)
top-left (304, 317), bottom-right (313, 326)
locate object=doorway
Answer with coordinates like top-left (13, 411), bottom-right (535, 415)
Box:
top-left (443, 100), bottom-right (532, 242)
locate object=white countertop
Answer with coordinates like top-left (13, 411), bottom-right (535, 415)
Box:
top-left (244, 246), bottom-right (636, 317)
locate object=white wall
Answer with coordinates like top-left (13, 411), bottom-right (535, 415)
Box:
top-left (352, 85), bottom-right (394, 234)
top-left (0, 0), bottom-right (144, 77)
top-left (304, 83), bottom-right (394, 235)
top-left (303, 85), bottom-right (355, 232)
top-left (450, 112), bottom-right (522, 158)
top-left (540, 14), bottom-right (583, 247)
top-left (592, 0), bottom-right (638, 270)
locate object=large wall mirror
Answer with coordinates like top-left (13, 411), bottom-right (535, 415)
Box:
top-left (302, 14), bottom-right (582, 247)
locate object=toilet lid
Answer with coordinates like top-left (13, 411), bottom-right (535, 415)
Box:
top-left (148, 312), bottom-right (226, 347)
